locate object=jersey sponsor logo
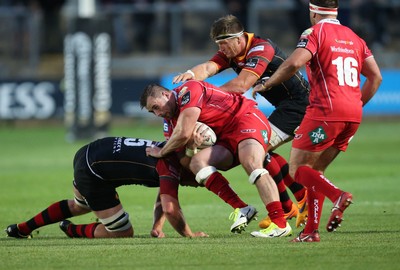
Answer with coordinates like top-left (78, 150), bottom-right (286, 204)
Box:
top-left (335, 39), bottom-right (354, 45)
top-left (261, 130), bottom-right (269, 144)
top-left (181, 91), bottom-right (191, 106)
top-left (245, 58), bottom-right (258, 69)
top-left (309, 126), bottom-right (327, 144)
top-left (301, 28), bottom-right (313, 37)
top-left (178, 86), bottom-right (188, 98)
top-left (248, 45), bottom-right (264, 55)
top-left (112, 137), bottom-right (123, 153)
top-left (241, 129), bottom-right (256, 133)
top-left (330, 46), bottom-right (355, 54)
top-left (297, 38), bottom-right (308, 48)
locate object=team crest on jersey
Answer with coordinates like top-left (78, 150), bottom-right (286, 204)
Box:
top-left (261, 130), bottom-right (269, 144)
top-left (181, 91), bottom-right (191, 106)
top-left (245, 58), bottom-right (258, 69)
top-left (309, 126), bottom-right (327, 144)
top-left (178, 86), bottom-right (188, 98)
top-left (301, 28), bottom-right (313, 37)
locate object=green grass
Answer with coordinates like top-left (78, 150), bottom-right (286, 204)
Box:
top-left (1, 119), bottom-right (400, 269)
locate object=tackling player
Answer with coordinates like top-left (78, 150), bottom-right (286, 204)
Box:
top-left (5, 135), bottom-right (242, 239)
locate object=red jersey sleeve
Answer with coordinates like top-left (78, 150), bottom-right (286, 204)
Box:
top-left (156, 157), bottom-right (180, 199)
top-left (209, 51), bottom-right (230, 71)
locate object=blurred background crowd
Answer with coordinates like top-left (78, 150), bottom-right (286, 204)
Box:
top-left (0, 0), bottom-right (399, 80)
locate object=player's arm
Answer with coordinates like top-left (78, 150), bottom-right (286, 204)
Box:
top-left (360, 57), bottom-right (382, 106)
top-left (172, 61), bottom-right (219, 84)
top-left (179, 122), bottom-right (208, 169)
top-left (158, 107), bottom-right (201, 157)
top-left (220, 70), bottom-right (259, 94)
top-left (252, 48), bottom-right (312, 98)
top-left (160, 184), bottom-right (208, 238)
top-left (150, 192), bottom-right (166, 238)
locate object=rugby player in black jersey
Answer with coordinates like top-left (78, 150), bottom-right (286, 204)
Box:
top-left (6, 135), bottom-right (244, 239)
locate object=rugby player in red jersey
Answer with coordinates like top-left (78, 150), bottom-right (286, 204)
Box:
top-left (141, 80), bottom-right (292, 238)
top-left (253, 0), bottom-right (382, 241)
top-left (173, 14), bottom-right (310, 229)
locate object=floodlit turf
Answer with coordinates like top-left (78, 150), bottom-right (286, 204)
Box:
top-left (1, 119), bottom-right (400, 269)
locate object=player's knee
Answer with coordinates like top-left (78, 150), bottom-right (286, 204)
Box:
top-left (290, 164), bottom-right (302, 180)
top-left (195, 166), bottom-right (217, 185)
top-left (99, 209), bottom-right (132, 234)
top-left (248, 169), bottom-right (269, 185)
top-left (73, 196), bottom-right (91, 210)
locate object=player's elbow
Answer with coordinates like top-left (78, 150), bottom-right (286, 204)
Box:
top-left (375, 73), bottom-right (383, 87)
top-left (162, 204), bottom-right (178, 217)
top-left (161, 195), bottom-right (179, 216)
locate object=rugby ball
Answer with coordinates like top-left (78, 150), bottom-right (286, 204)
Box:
top-left (195, 122), bottom-right (217, 149)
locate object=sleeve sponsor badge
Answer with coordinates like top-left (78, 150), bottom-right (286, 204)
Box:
top-left (245, 58), bottom-right (259, 69)
top-left (181, 91), bottom-right (191, 106)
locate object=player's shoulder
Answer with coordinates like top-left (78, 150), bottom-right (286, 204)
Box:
top-left (180, 80), bottom-right (209, 92)
top-left (247, 34), bottom-right (273, 53)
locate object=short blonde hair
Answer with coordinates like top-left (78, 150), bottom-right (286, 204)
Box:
top-left (210, 14), bottom-right (244, 41)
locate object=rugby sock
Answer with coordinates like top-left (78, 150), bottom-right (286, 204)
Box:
top-left (271, 152), bottom-right (306, 202)
top-left (265, 156), bottom-right (293, 213)
top-left (66, 222), bottom-right (99, 238)
top-left (295, 165), bottom-right (342, 203)
top-left (205, 172), bottom-right (247, 209)
top-left (266, 201), bottom-right (286, 228)
top-left (18, 200), bottom-right (73, 235)
top-left (303, 190), bottom-right (324, 234)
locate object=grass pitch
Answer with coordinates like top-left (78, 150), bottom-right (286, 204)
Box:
top-left (1, 118), bottom-right (400, 270)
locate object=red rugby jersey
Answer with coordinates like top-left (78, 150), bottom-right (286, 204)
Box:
top-left (296, 19), bottom-right (373, 122)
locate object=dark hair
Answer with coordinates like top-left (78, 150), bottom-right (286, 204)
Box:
top-left (140, 83), bottom-right (164, 109)
top-left (310, 0), bottom-right (338, 8)
top-left (210, 14), bottom-right (244, 41)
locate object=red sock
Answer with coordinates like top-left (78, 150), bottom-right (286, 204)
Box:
top-left (265, 156), bottom-right (293, 212)
top-left (271, 152), bottom-right (306, 202)
top-left (303, 190), bottom-right (325, 234)
top-left (266, 201), bottom-right (286, 228)
top-left (205, 172), bottom-right (247, 209)
top-left (67, 222), bottom-right (99, 238)
top-left (18, 200), bottom-right (72, 235)
top-left (295, 166), bottom-right (342, 203)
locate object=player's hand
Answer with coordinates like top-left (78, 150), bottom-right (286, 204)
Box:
top-left (193, 123), bottom-right (209, 147)
top-left (150, 229), bottom-right (166, 238)
top-left (191, 231), bottom-right (209, 238)
top-left (172, 70), bottom-right (194, 84)
top-left (252, 77), bottom-right (270, 99)
top-left (146, 145), bottom-right (162, 158)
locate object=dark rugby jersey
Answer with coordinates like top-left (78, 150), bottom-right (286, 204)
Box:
top-left (210, 33), bottom-right (310, 134)
top-left (211, 33), bottom-right (310, 107)
top-left (84, 137), bottom-right (161, 187)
